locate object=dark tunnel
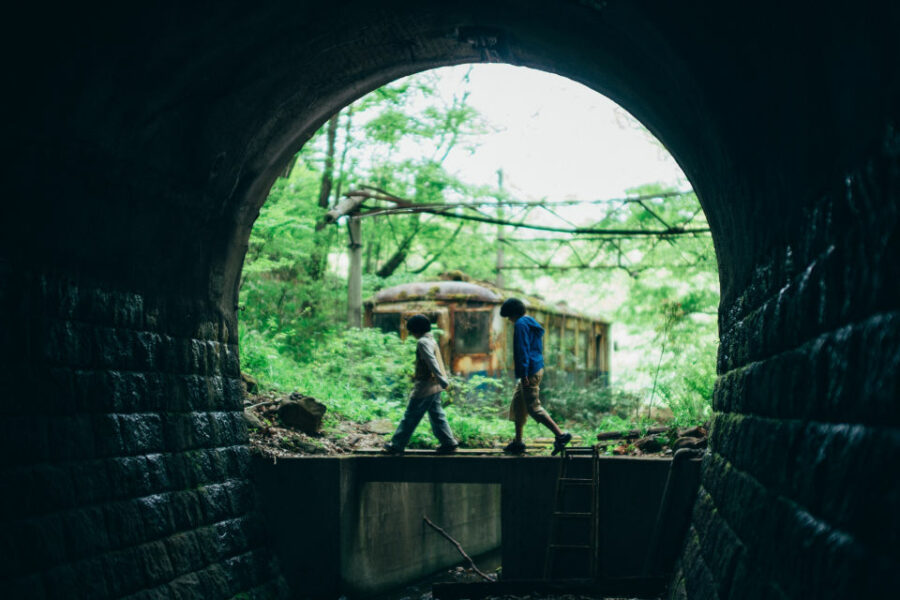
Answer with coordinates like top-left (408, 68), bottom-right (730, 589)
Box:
top-left (1, 1), bottom-right (898, 598)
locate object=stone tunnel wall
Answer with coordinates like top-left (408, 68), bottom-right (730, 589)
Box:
top-left (0, 270), bottom-right (287, 598)
top-left (2, 2), bottom-right (899, 599)
top-left (672, 134), bottom-right (900, 598)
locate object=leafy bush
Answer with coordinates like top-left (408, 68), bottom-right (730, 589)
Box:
top-left (655, 348), bottom-right (715, 427)
top-left (308, 326), bottom-right (416, 401)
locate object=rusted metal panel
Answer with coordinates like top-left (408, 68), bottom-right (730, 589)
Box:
top-left (452, 353), bottom-right (493, 374)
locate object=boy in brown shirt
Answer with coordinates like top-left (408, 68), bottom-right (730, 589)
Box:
top-left (383, 314), bottom-right (458, 455)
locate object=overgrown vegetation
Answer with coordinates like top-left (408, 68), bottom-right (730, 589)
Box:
top-left (238, 67), bottom-right (715, 450)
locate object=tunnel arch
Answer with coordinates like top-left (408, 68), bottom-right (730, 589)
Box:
top-left (209, 1), bottom-right (733, 325)
top-left (4, 1), bottom-right (898, 598)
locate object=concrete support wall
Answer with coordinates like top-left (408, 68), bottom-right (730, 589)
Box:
top-left (251, 457), bottom-right (501, 598)
top-left (253, 455), bottom-right (690, 598)
top-left (345, 483), bottom-right (501, 596)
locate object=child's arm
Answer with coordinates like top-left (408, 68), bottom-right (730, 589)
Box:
top-left (513, 320), bottom-right (531, 379)
top-left (419, 339), bottom-right (450, 388)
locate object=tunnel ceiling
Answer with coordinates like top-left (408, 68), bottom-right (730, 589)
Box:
top-left (5, 1), bottom-right (896, 322)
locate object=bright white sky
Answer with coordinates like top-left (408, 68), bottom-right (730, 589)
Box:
top-left (427, 64), bottom-right (689, 201)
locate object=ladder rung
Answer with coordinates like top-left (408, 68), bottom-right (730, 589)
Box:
top-left (559, 477), bottom-right (593, 484)
top-left (547, 448), bottom-right (599, 581)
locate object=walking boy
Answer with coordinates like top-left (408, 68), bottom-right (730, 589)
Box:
top-left (383, 314), bottom-right (459, 455)
top-left (500, 298), bottom-right (572, 455)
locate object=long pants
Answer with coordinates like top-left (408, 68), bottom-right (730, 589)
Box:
top-left (390, 392), bottom-right (456, 449)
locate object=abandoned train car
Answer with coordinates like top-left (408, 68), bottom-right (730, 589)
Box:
top-left (364, 280), bottom-right (611, 385)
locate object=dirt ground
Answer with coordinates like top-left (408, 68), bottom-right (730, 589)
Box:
top-left (244, 391), bottom-right (705, 460)
top-left (245, 391), bottom-right (394, 459)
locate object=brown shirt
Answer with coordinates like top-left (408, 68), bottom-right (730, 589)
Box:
top-left (411, 332), bottom-right (450, 398)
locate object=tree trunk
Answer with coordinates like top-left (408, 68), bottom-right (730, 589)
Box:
top-left (376, 248), bottom-right (408, 278)
top-left (318, 113), bottom-right (339, 209)
top-left (347, 217), bottom-right (363, 327)
top-left (333, 104), bottom-right (354, 202)
top-left (376, 223), bottom-right (419, 278)
top-left (308, 112), bottom-right (340, 280)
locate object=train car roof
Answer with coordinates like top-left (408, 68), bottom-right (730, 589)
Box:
top-left (370, 280), bottom-right (610, 324)
top-left (372, 281), bottom-right (502, 303)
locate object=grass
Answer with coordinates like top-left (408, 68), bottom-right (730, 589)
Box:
top-left (239, 326), bottom-right (709, 450)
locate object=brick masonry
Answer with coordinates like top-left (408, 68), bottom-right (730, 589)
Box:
top-left (0, 272), bottom-right (288, 599)
top-left (670, 132), bottom-right (900, 598)
top-left (1, 3), bottom-right (898, 599)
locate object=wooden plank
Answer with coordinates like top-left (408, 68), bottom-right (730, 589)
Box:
top-left (432, 578), bottom-right (668, 600)
top-left (352, 442), bottom-right (583, 455)
top-left (352, 448), bottom-right (506, 455)
top-left (596, 426), bottom-right (667, 441)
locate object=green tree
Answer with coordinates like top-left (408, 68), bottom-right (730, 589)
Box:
top-left (240, 68), bottom-right (717, 436)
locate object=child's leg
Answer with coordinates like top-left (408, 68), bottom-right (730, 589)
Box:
top-left (531, 409), bottom-right (563, 437)
top-left (389, 395), bottom-right (429, 449)
top-left (510, 382), bottom-right (527, 443)
top-left (514, 419), bottom-right (525, 444)
top-left (424, 392), bottom-right (456, 447)
top-left (522, 370), bottom-right (563, 436)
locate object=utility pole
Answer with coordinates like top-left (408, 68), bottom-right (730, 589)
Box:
top-left (347, 216), bottom-right (362, 327)
top-left (322, 194), bottom-right (367, 328)
top-left (495, 168), bottom-right (505, 288)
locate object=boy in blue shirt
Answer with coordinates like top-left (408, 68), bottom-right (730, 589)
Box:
top-left (500, 298), bottom-right (572, 455)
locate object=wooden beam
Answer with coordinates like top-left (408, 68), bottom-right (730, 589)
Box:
top-left (432, 577), bottom-right (668, 600)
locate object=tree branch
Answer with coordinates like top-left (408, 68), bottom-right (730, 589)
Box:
top-left (409, 221), bottom-right (465, 274)
top-left (423, 516), bottom-right (494, 582)
top-left (350, 187), bottom-right (694, 209)
top-left (365, 206), bottom-right (709, 236)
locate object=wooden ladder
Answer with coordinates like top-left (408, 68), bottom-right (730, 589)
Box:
top-left (544, 445), bottom-right (600, 581)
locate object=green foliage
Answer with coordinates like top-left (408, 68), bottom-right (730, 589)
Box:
top-left (310, 327), bottom-right (416, 402)
top-left (546, 379), bottom-right (643, 426)
top-left (303, 67), bottom-right (497, 280)
top-left (239, 68), bottom-right (718, 447)
top-left (239, 162), bottom-right (346, 359)
top-left (537, 182), bottom-right (719, 428)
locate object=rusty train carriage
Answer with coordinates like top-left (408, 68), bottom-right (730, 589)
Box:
top-left (364, 280), bottom-right (611, 384)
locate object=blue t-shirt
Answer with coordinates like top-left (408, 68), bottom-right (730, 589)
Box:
top-left (513, 315), bottom-right (545, 379)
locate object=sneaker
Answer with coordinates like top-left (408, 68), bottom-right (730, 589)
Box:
top-left (503, 440), bottom-right (526, 455)
top-left (382, 443), bottom-right (404, 455)
top-left (551, 432), bottom-right (573, 456)
top-left (435, 443), bottom-right (458, 454)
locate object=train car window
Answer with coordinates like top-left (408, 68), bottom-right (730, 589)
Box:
top-left (454, 311), bottom-right (490, 354)
top-left (580, 331), bottom-right (590, 370)
top-left (563, 329), bottom-right (577, 370)
top-left (424, 312), bottom-right (444, 342)
top-left (547, 318), bottom-right (563, 368)
top-left (595, 332), bottom-right (605, 369)
top-left (372, 312), bottom-right (401, 335)
top-left (544, 326), bottom-right (554, 365)
top-left (504, 320), bottom-right (515, 369)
